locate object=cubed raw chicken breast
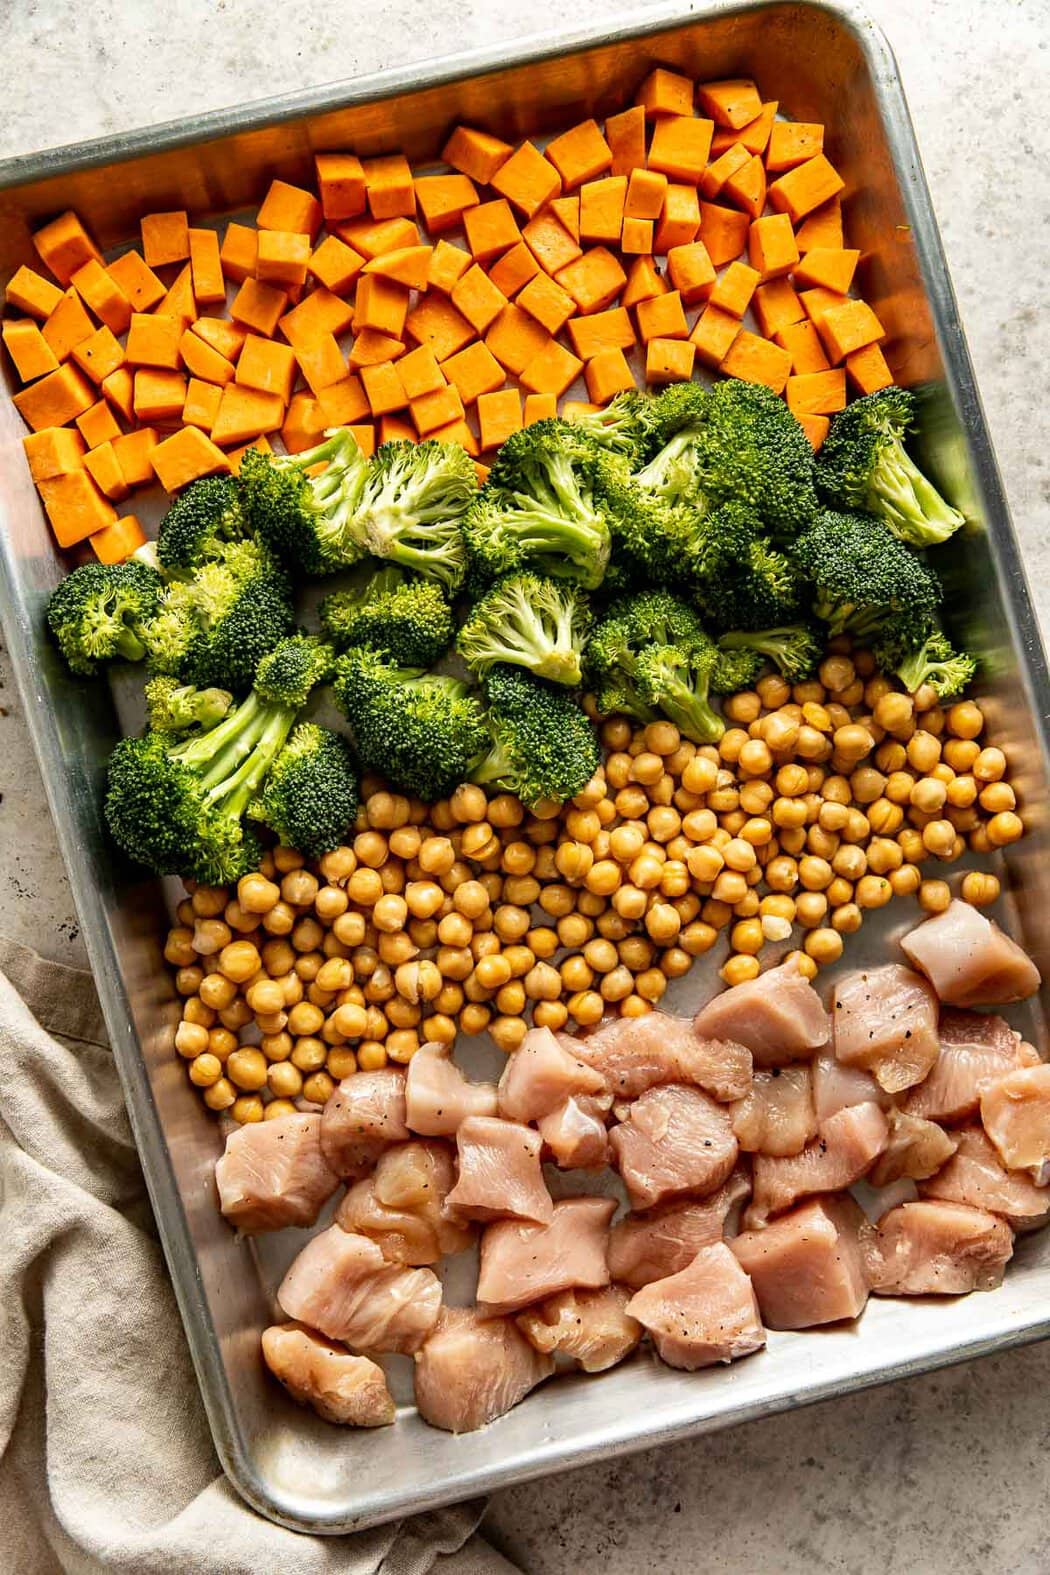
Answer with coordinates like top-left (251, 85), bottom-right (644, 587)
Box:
top-left (477, 1196), bottom-right (615, 1315)
top-left (336, 1139), bottom-right (474, 1263)
top-left (869, 1109), bottom-right (959, 1188)
top-left (215, 1113), bottom-right (340, 1234)
top-left (812, 1051), bottom-right (892, 1122)
top-left (900, 900), bottom-right (1041, 1007)
top-left (413, 1307), bottom-right (554, 1433)
top-left (980, 1064), bottom-right (1050, 1182)
top-left (445, 1116), bottom-right (553, 1223)
top-left (732, 1195), bottom-right (868, 1329)
top-left (692, 955), bottom-right (829, 1067)
top-left (261, 1322), bottom-right (395, 1426)
top-left (277, 1225), bottom-right (442, 1353)
top-left (902, 1010), bottom-right (1035, 1124)
top-left (831, 964), bottom-right (940, 1094)
top-left (921, 1126), bottom-right (1050, 1229)
top-left (567, 1014), bottom-right (752, 1101)
top-left (607, 1170), bottom-right (752, 1289)
top-left (404, 1041), bottom-right (498, 1137)
top-left (862, 1200), bottom-right (1014, 1295)
top-left (730, 1066), bottom-right (817, 1156)
top-left (517, 1286), bottom-right (642, 1373)
top-left (537, 1095), bottom-right (610, 1169)
top-left (626, 1242), bottom-right (766, 1370)
top-left (498, 1026), bottom-right (609, 1122)
top-left (320, 1069), bottom-right (408, 1180)
top-left (609, 1084), bottom-right (739, 1210)
top-left (747, 1101), bottom-right (888, 1226)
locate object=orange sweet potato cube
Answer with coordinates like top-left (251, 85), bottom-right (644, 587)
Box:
top-left (89, 514), bottom-right (148, 564)
top-left (463, 198), bottom-right (521, 264)
top-left (519, 339), bottom-right (583, 398)
top-left (230, 278), bottom-right (288, 337)
top-left (13, 363), bottom-right (95, 430)
top-left (112, 428), bottom-right (159, 486)
top-left (155, 263), bottom-right (196, 326)
top-left (845, 342), bottom-right (893, 395)
top-left (489, 241), bottom-right (540, 298)
top-left (211, 386), bottom-right (285, 447)
top-left (354, 274), bottom-right (410, 339)
top-left (689, 304), bottom-right (742, 368)
top-left (37, 469), bottom-right (116, 546)
top-left (523, 392), bottom-right (558, 424)
top-left (720, 330), bottom-right (792, 393)
top-left (795, 198), bottom-right (844, 252)
top-left (605, 105), bottom-right (647, 176)
top-left (766, 121), bottom-right (824, 174)
top-left (282, 392), bottom-right (327, 454)
top-left (667, 241), bottom-right (716, 304)
top-left (785, 368), bottom-right (846, 416)
top-left (722, 154), bottom-right (767, 220)
top-left (315, 153), bottom-right (367, 221)
top-left (84, 440), bottom-right (131, 498)
top-left (636, 68), bottom-right (694, 118)
top-left (257, 179), bottom-right (322, 237)
top-left (70, 258), bottom-right (133, 334)
top-left (71, 325), bottom-right (126, 385)
top-left (101, 367), bottom-right (135, 423)
top-left (106, 249), bottom-right (165, 312)
top-left (412, 382), bottom-right (465, 436)
top-left (192, 316), bottom-right (246, 363)
top-left (336, 215), bottom-right (420, 259)
top-left (579, 177), bottom-right (628, 244)
top-left (476, 387), bottom-right (523, 450)
top-left (361, 156), bottom-right (416, 222)
top-left (75, 399), bottom-right (121, 449)
top-left (34, 211), bottom-right (102, 284)
top-left (817, 299), bottom-right (885, 363)
top-left (753, 278), bottom-right (805, 338)
top-left (748, 213), bottom-right (800, 279)
top-left (545, 120), bottom-right (613, 189)
top-left (41, 289), bottom-right (95, 362)
top-left (220, 223), bottom-right (258, 283)
top-left (792, 247), bottom-right (860, 295)
top-left (697, 201), bottom-right (749, 266)
top-left (426, 416), bottom-right (477, 455)
top-left (522, 210), bottom-right (581, 276)
top-left (6, 265), bottom-right (63, 320)
top-left (364, 244), bottom-right (432, 293)
top-left (361, 360), bottom-right (407, 417)
top-left (415, 174), bottom-right (479, 234)
top-left (295, 333), bottom-right (349, 395)
top-left (696, 78), bottom-right (762, 129)
top-left (800, 286), bottom-right (849, 325)
top-left (709, 259), bottom-right (760, 317)
top-left (428, 239), bottom-right (473, 294)
top-left (133, 369), bottom-right (187, 423)
top-left (555, 248), bottom-right (627, 314)
top-left (22, 426), bottom-right (85, 481)
top-left (648, 117), bottom-right (714, 184)
top-left (226, 434), bottom-right (275, 472)
top-left (774, 318), bottom-right (831, 374)
top-left (797, 412), bottom-right (830, 451)
top-left (768, 155), bottom-right (845, 223)
top-left (187, 228), bottom-right (227, 305)
top-left (585, 346), bottom-right (635, 404)
top-left (3, 319), bottom-right (59, 382)
top-left (710, 101), bottom-right (778, 158)
top-left (318, 375), bottom-right (369, 426)
top-left (699, 144), bottom-right (751, 200)
top-left (484, 305), bottom-right (550, 376)
top-left (182, 377), bottom-right (223, 431)
top-left (180, 328), bottom-right (236, 387)
top-left (125, 313), bottom-right (182, 370)
top-left (636, 290), bottom-right (688, 343)
top-left (280, 289), bottom-right (353, 348)
top-left (380, 414), bottom-right (417, 446)
top-left (152, 425), bottom-right (231, 490)
top-left (442, 125), bottom-right (513, 185)
top-left (441, 341), bottom-right (505, 405)
top-left (645, 337), bottom-right (695, 384)
top-left (396, 344), bottom-right (446, 401)
top-left (552, 195), bottom-right (579, 243)
top-left (405, 295), bottom-right (476, 363)
top-left (491, 143), bottom-right (562, 220)
top-left (517, 272), bottom-right (576, 337)
top-left (654, 185), bottom-right (701, 253)
top-left (256, 230), bottom-right (311, 290)
top-left (621, 218), bottom-right (654, 255)
top-left (141, 211), bottom-right (189, 268)
top-left (452, 265), bottom-right (509, 335)
top-left (624, 172), bottom-right (667, 225)
top-left (236, 334), bottom-right (298, 403)
top-left (349, 329), bottom-right (409, 369)
top-left (621, 256), bottom-right (669, 310)
top-left (566, 307), bottom-right (635, 361)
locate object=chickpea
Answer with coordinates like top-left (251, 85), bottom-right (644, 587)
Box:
top-left (182, 995), bottom-right (216, 1029)
top-left (599, 965), bottom-right (634, 1003)
top-left (357, 1042), bottom-right (388, 1072)
top-left (489, 793), bottom-right (525, 829)
top-left (567, 990), bottom-right (604, 1027)
top-left (236, 874), bottom-right (279, 915)
top-left (174, 1020), bottom-right (210, 1059)
top-left (798, 855), bottom-right (833, 892)
top-left (720, 954), bottom-right (760, 987)
top-left (960, 871), bottom-right (1001, 906)
top-left (866, 837), bottom-right (903, 876)
top-left (203, 1078), bottom-right (237, 1112)
top-left (917, 878), bottom-right (951, 914)
top-left (979, 782), bottom-right (1016, 815)
top-left (855, 873), bottom-right (893, 909)
top-left (906, 731), bottom-right (941, 774)
top-left (459, 1003), bottom-right (492, 1037)
top-left (555, 842), bottom-right (594, 884)
top-left (266, 1061), bottom-right (303, 1099)
top-left (765, 855), bottom-right (799, 893)
top-left (492, 905), bottom-right (530, 944)
top-left (473, 953), bottom-right (511, 992)
top-left (987, 810), bottom-right (1023, 847)
top-left (947, 775), bottom-right (978, 809)
top-left (188, 1052), bottom-right (223, 1088)
top-left (794, 891), bottom-right (828, 929)
top-left (226, 1047), bottom-right (268, 1091)
top-left (291, 1037), bottom-right (327, 1073)
top-left (889, 863), bottom-right (922, 897)
top-left (867, 798), bottom-right (904, 836)
top-left (805, 927), bottom-right (844, 965)
top-left (945, 700), bottom-right (983, 740)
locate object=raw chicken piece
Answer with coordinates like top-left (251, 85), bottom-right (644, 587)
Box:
top-left (900, 900), bottom-right (1041, 1007)
top-left (626, 1242), bottom-right (766, 1370)
top-left (980, 1064), bottom-right (1050, 1182)
top-left (812, 1052), bottom-right (891, 1122)
top-left (747, 1102), bottom-right (888, 1225)
top-left (831, 964), bottom-right (940, 1094)
top-left (445, 1116), bottom-right (553, 1223)
top-left (537, 1095), bottom-right (610, 1169)
top-left (215, 1113), bottom-right (340, 1234)
top-left (498, 1026), bottom-right (609, 1122)
top-left (869, 1109), bottom-right (958, 1187)
top-left (336, 1140), bottom-right (474, 1263)
top-left (320, 1069), bottom-right (408, 1180)
top-left (730, 1066), bottom-right (817, 1156)
top-left (862, 1200), bottom-right (1014, 1294)
top-left (517, 1286), bottom-right (642, 1372)
top-left (261, 1322), bottom-right (395, 1426)
top-left (607, 1170), bottom-right (752, 1289)
top-left (403, 1041), bottom-right (498, 1137)
top-left (902, 1010), bottom-right (1034, 1124)
top-left (692, 955), bottom-right (829, 1067)
top-left (277, 1226), bottom-right (442, 1353)
top-left (413, 1307), bottom-right (554, 1433)
top-left (921, 1126), bottom-right (1050, 1229)
top-left (609, 1084), bottom-right (738, 1210)
top-left (568, 1014), bottom-right (752, 1102)
top-left (731, 1195), bottom-right (868, 1329)
top-left (477, 1196), bottom-right (615, 1315)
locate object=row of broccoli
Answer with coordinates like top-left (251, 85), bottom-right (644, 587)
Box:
top-left (45, 377), bottom-right (973, 883)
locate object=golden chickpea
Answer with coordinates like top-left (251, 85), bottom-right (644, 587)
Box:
top-left (353, 1041), bottom-right (386, 1073)
top-left (642, 902), bottom-right (679, 944)
top-left (735, 738), bottom-right (771, 779)
top-left (968, 746), bottom-right (1005, 784)
top-left (164, 927), bottom-right (197, 970)
top-left (265, 1060), bottom-right (302, 1099)
top-left (192, 919), bottom-right (232, 959)
top-left (946, 774), bottom-right (978, 809)
top-left (469, 953), bottom-right (508, 993)
top-left (202, 1077), bottom-right (237, 1112)
top-left (188, 1051), bottom-right (223, 1088)
top-left (906, 731), bottom-right (941, 775)
top-left (182, 994), bottom-right (216, 1030)
top-left (916, 878), bottom-right (951, 914)
top-left (290, 1037), bottom-right (328, 1073)
top-left (720, 837), bottom-right (756, 874)
top-left (986, 810), bottom-right (1023, 847)
top-left (487, 905), bottom-right (526, 945)
top-left (944, 699), bottom-right (982, 740)
top-left (673, 919), bottom-right (714, 959)
top-left (214, 940), bottom-right (258, 985)
top-left (804, 927), bottom-right (844, 965)
top-left (958, 870), bottom-right (999, 907)
top-left (235, 874), bottom-right (278, 916)
top-left (531, 1001), bottom-right (567, 1032)
top-left (595, 964), bottom-right (631, 1003)
top-left (224, 1047), bottom-right (267, 1092)
top-left (885, 863), bottom-right (919, 899)
top-left (718, 954), bottom-right (759, 987)
top-left (723, 691), bottom-right (760, 726)
top-left (726, 917), bottom-right (761, 956)
top-left (454, 1003), bottom-right (487, 1038)
top-left (414, 837), bottom-right (452, 877)
top-left (871, 690), bottom-right (913, 736)
top-left (841, 809), bottom-right (871, 845)
top-left (794, 891), bottom-right (828, 929)
top-left (489, 793), bottom-right (525, 829)
top-left (798, 855), bottom-right (833, 892)
top-left (208, 1026), bottom-right (238, 1061)
top-left (855, 874), bottom-right (893, 909)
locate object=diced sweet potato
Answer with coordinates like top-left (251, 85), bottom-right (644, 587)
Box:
top-left (648, 117), bottom-right (714, 184)
top-left (101, 368), bottom-right (135, 423)
top-left (3, 319), bottom-right (59, 382)
top-left (442, 125), bottom-right (513, 185)
top-left (256, 230), bottom-right (312, 290)
top-left (6, 265), bottom-right (63, 320)
top-left (697, 201), bottom-right (748, 266)
top-left (768, 155), bottom-right (845, 223)
top-left (125, 314), bottom-right (182, 371)
top-left (519, 340), bottom-right (583, 397)
top-left (722, 154), bottom-right (767, 220)
top-left (361, 156), bottom-right (416, 222)
top-left (140, 211), bottom-right (189, 268)
top-left (230, 278), bottom-right (288, 337)
top-left (75, 399), bottom-right (121, 450)
top-left (709, 259), bottom-right (760, 317)
top-left (37, 468), bottom-right (117, 545)
top-left (774, 318), bottom-right (831, 374)
top-left (699, 144), bottom-right (752, 201)
top-left (546, 120), bottom-right (613, 189)
top-left (308, 235), bottom-right (364, 294)
top-left (354, 275), bottom-right (410, 339)
top-left (585, 346), bottom-right (635, 404)
top-left (236, 334), bottom-right (298, 403)
top-left (315, 153), bottom-right (367, 221)
top-left (748, 213), bottom-right (800, 279)
top-left (295, 333), bottom-right (349, 395)
top-left (71, 325), bottom-right (126, 385)
top-left (180, 328), bottom-right (236, 387)
top-left (211, 385), bottom-right (285, 446)
top-left (551, 196), bottom-right (581, 242)
top-left (621, 218), bottom-right (654, 255)
top-left (555, 248), bottom-right (626, 314)
top-left (795, 198), bottom-right (844, 252)
top-left (797, 412), bottom-right (830, 450)
top-left (112, 428), bottom-right (159, 487)
top-left (845, 342), bottom-right (894, 394)
top-left (792, 247), bottom-right (860, 295)
top-left (405, 296), bottom-right (475, 362)
top-left (646, 337), bottom-right (696, 384)
top-left (452, 266), bottom-right (509, 335)
top-left (720, 330), bottom-right (792, 393)
top-left (489, 241), bottom-right (540, 299)
top-left (605, 105), bottom-right (647, 176)
top-left (281, 391), bottom-right (327, 454)
top-left (361, 361), bottom-right (407, 418)
top-left (625, 169), bottom-right (669, 221)
top-left (318, 375), bottom-right (369, 426)
top-left (696, 79), bottom-right (762, 129)
top-left (83, 441), bottom-right (130, 501)
top-left (155, 263), bottom-right (196, 326)
top-left (133, 369), bottom-right (188, 424)
top-left (428, 239), bottom-right (473, 294)
top-left (485, 305), bottom-right (551, 376)
top-left (187, 228), bottom-right (227, 305)
top-left (257, 179), bottom-right (322, 237)
top-left (636, 290), bottom-right (688, 343)
top-left (818, 298), bottom-right (885, 363)
top-left (689, 304), bottom-right (742, 368)
top-left (766, 121), bottom-right (824, 173)
top-left (477, 387), bottom-right (523, 450)
top-left (667, 241), bottom-right (716, 304)
top-left (522, 211), bottom-right (581, 276)
top-left (89, 513), bottom-right (147, 564)
top-left (622, 256), bottom-right (668, 309)
top-left (655, 186), bottom-right (701, 253)
top-left (34, 211), bottom-right (102, 284)
top-left (23, 426), bottom-right (85, 481)
top-left (711, 101), bottom-right (778, 158)
top-left (71, 258), bottom-right (133, 334)
top-left (41, 290), bottom-right (95, 362)
top-left (337, 215), bottom-right (419, 259)
top-left (636, 67), bottom-right (694, 119)
top-left (523, 392), bottom-right (558, 423)
top-left (192, 317), bottom-right (247, 363)
top-left (182, 377), bottom-right (223, 432)
top-left (13, 363), bottom-right (95, 430)
top-left (442, 341), bottom-right (505, 405)
top-left (491, 143), bottom-right (561, 219)
top-left (363, 245), bottom-right (433, 292)
top-left (785, 368), bottom-right (846, 416)
top-left (752, 278), bottom-right (805, 338)
top-left (566, 307), bottom-right (635, 361)
top-left (415, 173), bottom-right (479, 233)
top-left (280, 290), bottom-right (353, 348)
top-left (411, 382), bottom-right (465, 436)
top-left (579, 177), bottom-right (628, 244)
top-left (517, 273), bottom-right (576, 337)
top-left (348, 330), bottom-right (408, 368)
top-left (220, 223), bottom-right (259, 283)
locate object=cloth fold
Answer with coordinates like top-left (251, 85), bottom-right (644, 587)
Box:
top-left (0, 937), bottom-right (515, 1575)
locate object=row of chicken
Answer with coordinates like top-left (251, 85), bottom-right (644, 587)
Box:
top-left (215, 897), bottom-right (1049, 1434)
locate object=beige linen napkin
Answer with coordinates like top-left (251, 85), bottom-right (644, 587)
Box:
top-left (0, 938), bottom-right (517, 1575)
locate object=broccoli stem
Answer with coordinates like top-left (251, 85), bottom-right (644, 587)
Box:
top-left (871, 446), bottom-right (965, 546)
top-left (113, 626), bottom-right (148, 663)
top-left (173, 692), bottom-right (295, 815)
top-left (655, 677), bottom-right (725, 745)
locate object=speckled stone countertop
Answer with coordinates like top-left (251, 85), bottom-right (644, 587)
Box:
top-left (1, 0), bottom-right (1048, 1567)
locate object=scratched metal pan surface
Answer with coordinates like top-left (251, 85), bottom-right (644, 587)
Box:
top-left (1, 0), bottom-right (1049, 1533)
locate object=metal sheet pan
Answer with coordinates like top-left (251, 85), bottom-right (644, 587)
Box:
top-left (2, 0), bottom-right (1049, 1534)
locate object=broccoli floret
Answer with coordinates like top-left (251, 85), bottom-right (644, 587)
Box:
top-left (876, 627), bottom-right (977, 701)
top-left (693, 378), bottom-right (819, 541)
top-left (817, 387), bottom-right (965, 548)
top-left (143, 538), bottom-right (296, 691)
top-left (646, 381), bottom-right (711, 448)
top-left (696, 535), bottom-right (805, 634)
top-left (457, 573), bottom-right (591, 686)
top-left (144, 675), bottom-right (232, 735)
top-left (710, 646), bottom-right (765, 695)
top-left (717, 624), bottom-right (823, 683)
top-left (254, 634), bottom-right (336, 708)
top-left (634, 427), bottom-right (706, 505)
top-left (585, 591), bottom-right (725, 741)
top-left (156, 474), bottom-right (249, 571)
top-left (470, 664), bottom-right (601, 806)
top-left (562, 390), bottom-right (663, 464)
top-left (333, 647), bottom-right (488, 801)
top-left (350, 439), bottom-right (475, 593)
top-left (254, 722), bottom-right (359, 856)
top-left (793, 509), bottom-right (942, 647)
top-left (240, 428), bottom-right (369, 577)
top-left (463, 420), bottom-right (613, 589)
top-left (319, 565), bottom-right (453, 667)
top-left (46, 561), bottom-right (163, 678)
top-left (634, 642), bottom-right (724, 744)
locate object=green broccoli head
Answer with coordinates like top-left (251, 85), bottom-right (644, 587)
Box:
top-left (817, 387), bottom-right (965, 548)
top-left (144, 674), bottom-right (233, 735)
top-left (470, 664), bottom-right (601, 807)
top-left (457, 573), bottom-right (591, 686)
top-left (633, 427), bottom-right (706, 507)
top-left (694, 378), bottom-right (819, 541)
top-left (710, 645), bottom-right (765, 695)
top-left (717, 624), bottom-right (823, 684)
top-left (351, 439), bottom-right (476, 593)
top-left (463, 420), bottom-right (613, 589)
top-left (646, 381), bottom-right (711, 449)
top-left (254, 634), bottom-right (336, 709)
top-left (633, 641), bottom-right (725, 744)
top-left (47, 560), bottom-right (163, 677)
top-left (585, 591), bottom-right (720, 736)
top-left (875, 627), bottom-right (977, 701)
top-left (562, 390), bottom-right (664, 464)
top-left (333, 646), bottom-right (488, 801)
top-left (793, 508), bottom-right (942, 647)
top-left (255, 722), bottom-right (359, 857)
top-left (319, 565), bottom-right (453, 667)
top-left (240, 428), bottom-right (370, 577)
top-left (156, 474), bottom-right (249, 571)
top-left (706, 537), bottom-right (806, 632)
